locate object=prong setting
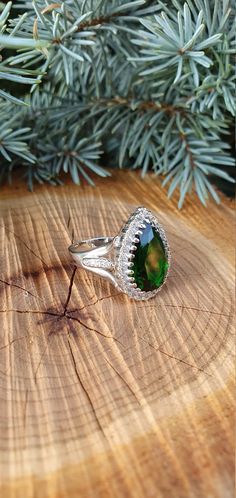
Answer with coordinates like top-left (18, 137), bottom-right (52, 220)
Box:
top-left (115, 207), bottom-right (171, 300)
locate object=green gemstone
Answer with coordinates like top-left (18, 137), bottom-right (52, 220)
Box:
top-left (133, 223), bottom-right (169, 291)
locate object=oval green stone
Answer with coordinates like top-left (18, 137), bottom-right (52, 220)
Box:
top-left (132, 223), bottom-right (168, 291)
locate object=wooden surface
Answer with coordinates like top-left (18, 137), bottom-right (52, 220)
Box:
top-left (0, 171), bottom-right (234, 498)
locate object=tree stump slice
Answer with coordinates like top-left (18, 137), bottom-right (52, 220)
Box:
top-left (0, 171), bottom-right (234, 498)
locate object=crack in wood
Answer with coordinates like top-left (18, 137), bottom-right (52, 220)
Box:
top-left (67, 337), bottom-right (107, 438)
top-left (33, 338), bottom-right (52, 385)
top-left (138, 335), bottom-right (212, 377)
top-left (0, 288), bottom-right (122, 357)
top-left (0, 335), bottom-right (26, 351)
top-left (0, 307), bottom-right (121, 344)
top-left (0, 256), bottom-right (228, 382)
top-left (23, 389), bottom-right (29, 430)
top-left (158, 348), bottom-right (212, 377)
top-left (63, 266), bottom-right (77, 315)
top-left (2, 226), bottom-right (49, 268)
top-left (69, 291), bottom-right (123, 314)
top-left (67, 314), bottom-right (123, 345)
top-left (0, 309), bottom-right (61, 317)
top-left (137, 303), bottom-right (231, 318)
top-left (0, 278), bottom-right (43, 301)
top-left (105, 358), bottom-right (141, 405)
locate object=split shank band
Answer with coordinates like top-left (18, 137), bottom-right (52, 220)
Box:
top-left (69, 236), bottom-right (117, 288)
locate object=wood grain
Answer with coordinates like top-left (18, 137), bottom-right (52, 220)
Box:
top-left (0, 171), bottom-right (234, 498)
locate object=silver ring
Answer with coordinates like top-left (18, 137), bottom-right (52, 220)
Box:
top-left (68, 206), bottom-right (171, 301)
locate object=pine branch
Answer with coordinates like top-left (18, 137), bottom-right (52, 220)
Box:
top-left (0, 0), bottom-right (235, 206)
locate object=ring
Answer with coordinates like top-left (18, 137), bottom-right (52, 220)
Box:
top-left (68, 207), bottom-right (171, 301)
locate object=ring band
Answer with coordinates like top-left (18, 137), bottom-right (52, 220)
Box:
top-left (68, 207), bottom-right (170, 301)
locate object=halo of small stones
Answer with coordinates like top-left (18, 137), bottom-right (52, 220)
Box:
top-left (115, 207), bottom-right (171, 301)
